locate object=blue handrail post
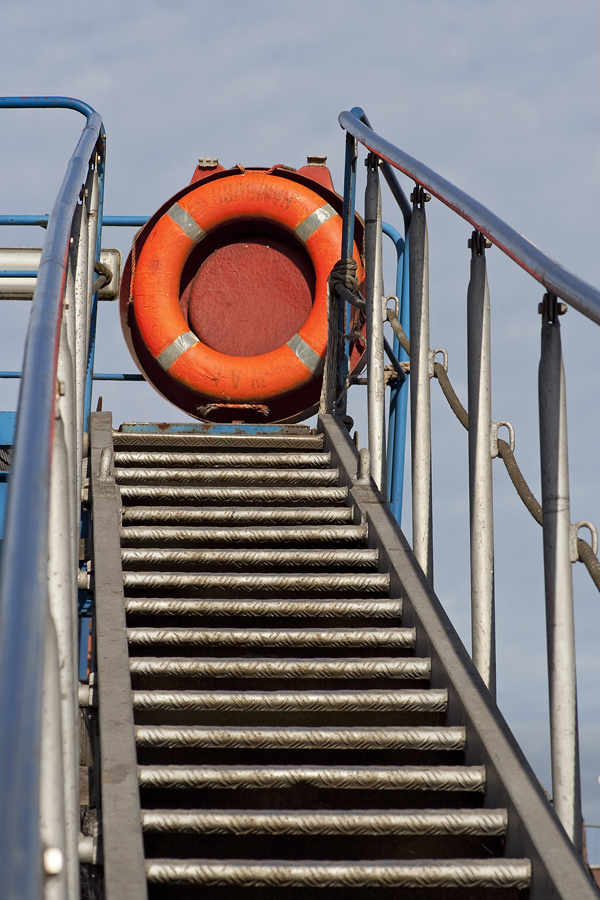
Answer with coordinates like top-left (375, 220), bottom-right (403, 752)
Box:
top-left (392, 229), bottom-right (410, 523)
top-left (337, 130), bottom-right (358, 414)
top-left (382, 223), bottom-right (409, 523)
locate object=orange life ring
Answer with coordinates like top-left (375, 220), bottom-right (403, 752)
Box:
top-left (132, 170), bottom-right (363, 402)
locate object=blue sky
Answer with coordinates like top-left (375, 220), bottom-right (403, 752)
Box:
top-left (1, 0), bottom-right (599, 839)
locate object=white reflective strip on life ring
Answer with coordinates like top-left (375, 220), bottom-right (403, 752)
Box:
top-left (286, 333), bottom-right (324, 376)
top-left (166, 203), bottom-right (206, 244)
top-left (156, 331), bottom-right (199, 371)
top-left (294, 204), bottom-right (337, 244)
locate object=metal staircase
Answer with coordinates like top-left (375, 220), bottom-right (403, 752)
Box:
top-left (1, 96), bottom-right (600, 900)
top-left (82, 411), bottom-right (592, 899)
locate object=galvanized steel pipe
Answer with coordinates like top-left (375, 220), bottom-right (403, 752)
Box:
top-left (538, 295), bottom-right (582, 851)
top-left (48, 416), bottom-right (79, 900)
top-left (409, 190), bottom-right (433, 583)
top-left (467, 236), bottom-right (496, 697)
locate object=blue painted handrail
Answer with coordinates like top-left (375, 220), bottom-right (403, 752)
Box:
top-left (0, 372), bottom-right (145, 381)
top-left (0, 214), bottom-right (149, 227)
top-left (0, 97), bottom-right (104, 900)
top-left (0, 270), bottom-right (37, 277)
top-left (0, 95), bottom-right (97, 120)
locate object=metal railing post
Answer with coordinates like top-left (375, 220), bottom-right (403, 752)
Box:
top-left (409, 186), bottom-right (433, 582)
top-left (364, 153), bottom-right (386, 491)
top-left (73, 198), bottom-right (90, 485)
top-left (48, 408), bottom-right (80, 900)
top-left (40, 614), bottom-right (68, 900)
top-left (538, 292), bottom-right (582, 851)
top-left (467, 231), bottom-right (496, 697)
top-left (83, 155), bottom-right (103, 435)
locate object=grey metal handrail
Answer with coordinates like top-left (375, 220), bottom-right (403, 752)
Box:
top-left (0, 100), bottom-right (103, 900)
top-left (339, 111), bottom-right (600, 326)
top-left (337, 108), bottom-right (597, 855)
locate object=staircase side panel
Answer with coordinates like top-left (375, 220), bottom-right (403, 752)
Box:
top-left (91, 411), bottom-right (148, 900)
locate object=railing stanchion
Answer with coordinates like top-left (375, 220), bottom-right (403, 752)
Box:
top-left (409, 187), bottom-right (433, 582)
top-left (364, 154), bottom-right (386, 491)
top-left (48, 413), bottom-right (79, 900)
top-left (40, 615), bottom-right (68, 900)
top-left (73, 195), bottom-right (90, 483)
top-left (538, 292), bottom-right (582, 852)
top-left (467, 231), bottom-right (496, 697)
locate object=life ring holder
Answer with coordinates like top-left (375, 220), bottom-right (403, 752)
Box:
top-left (120, 166), bottom-right (366, 422)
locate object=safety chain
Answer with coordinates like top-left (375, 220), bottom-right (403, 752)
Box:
top-left (384, 304), bottom-right (600, 592)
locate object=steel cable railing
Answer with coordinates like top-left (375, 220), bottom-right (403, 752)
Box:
top-left (383, 302), bottom-right (600, 591)
top-left (330, 108), bottom-right (600, 856)
top-left (0, 97), bottom-right (104, 900)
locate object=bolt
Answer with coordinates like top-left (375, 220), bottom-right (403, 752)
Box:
top-left (484, 239), bottom-right (492, 249)
top-left (58, 381), bottom-right (65, 397)
top-left (538, 297), bottom-right (567, 317)
top-left (410, 188), bottom-right (430, 204)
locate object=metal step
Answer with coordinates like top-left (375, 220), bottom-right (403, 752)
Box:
top-left (120, 485), bottom-right (348, 506)
top-left (116, 467), bottom-right (340, 486)
top-left (122, 572), bottom-right (390, 594)
top-left (129, 657), bottom-right (429, 679)
top-left (137, 764), bottom-right (486, 792)
top-left (127, 626), bottom-right (415, 649)
top-left (124, 598), bottom-right (403, 618)
top-left (121, 547), bottom-right (378, 571)
top-left (135, 725), bottom-right (466, 751)
top-left (113, 432), bottom-right (324, 450)
top-left (144, 857), bottom-right (531, 889)
top-left (120, 524), bottom-right (369, 546)
top-left (131, 689), bottom-right (447, 713)
top-left (121, 505), bottom-right (355, 525)
top-left (140, 807), bottom-right (505, 835)
top-left (114, 451), bottom-right (331, 468)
